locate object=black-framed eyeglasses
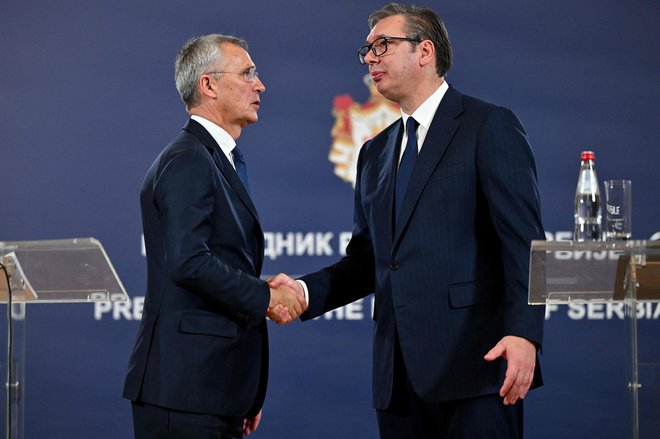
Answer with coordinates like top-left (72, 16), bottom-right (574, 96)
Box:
top-left (357, 36), bottom-right (421, 64)
top-left (205, 67), bottom-right (259, 83)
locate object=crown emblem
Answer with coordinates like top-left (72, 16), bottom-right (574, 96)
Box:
top-left (329, 75), bottom-right (400, 187)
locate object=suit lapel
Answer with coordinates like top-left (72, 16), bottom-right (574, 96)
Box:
top-left (393, 86), bottom-right (463, 245)
top-left (379, 121), bottom-right (404, 240)
top-left (183, 119), bottom-right (261, 225)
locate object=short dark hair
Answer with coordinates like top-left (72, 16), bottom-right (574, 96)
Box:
top-left (369, 3), bottom-right (452, 77)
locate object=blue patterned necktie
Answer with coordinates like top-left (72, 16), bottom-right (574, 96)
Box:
top-left (232, 147), bottom-right (250, 193)
top-left (394, 117), bottom-right (419, 222)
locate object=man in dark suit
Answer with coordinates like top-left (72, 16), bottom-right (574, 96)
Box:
top-left (123, 34), bottom-right (306, 439)
top-left (270, 3), bottom-right (545, 438)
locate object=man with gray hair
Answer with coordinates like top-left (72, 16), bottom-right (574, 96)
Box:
top-left (123, 34), bottom-right (306, 438)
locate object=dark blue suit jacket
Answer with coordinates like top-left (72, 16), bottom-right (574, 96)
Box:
top-left (301, 86), bottom-right (545, 409)
top-left (123, 119), bottom-right (270, 417)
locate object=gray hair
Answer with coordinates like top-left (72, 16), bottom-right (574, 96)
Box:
top-left (369, 3), bottom-right (452, 77)
top-left (174, 34), bottom-right (248, 110)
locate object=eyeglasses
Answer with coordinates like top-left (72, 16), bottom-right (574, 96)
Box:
top-left (357, 36), bottom-right (421, 64)
top-left (205, 67), bottom-right (260, 83)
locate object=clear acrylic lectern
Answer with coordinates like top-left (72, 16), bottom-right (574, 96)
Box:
top-left (0, 238), bottom-right (129, 439)
top-left (529, 240), bottom-right (660, 439)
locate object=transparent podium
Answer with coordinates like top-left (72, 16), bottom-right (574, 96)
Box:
top-left (529, 240), bottom-right (660, 439)
top-left (0, 238), bottom-right (129, 439)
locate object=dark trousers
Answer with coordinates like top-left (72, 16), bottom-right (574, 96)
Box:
top-left (377, 338), bottom-right (524, 439)
top-left (132, 401), bottom-right (243, 439)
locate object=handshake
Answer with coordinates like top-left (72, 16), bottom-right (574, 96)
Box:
top-left (266, 273), bottom-right (307, 325)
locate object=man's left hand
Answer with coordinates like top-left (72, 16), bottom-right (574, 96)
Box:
top-left (484, 335), bottom-right (536, 405)
top-left (243, 409), bottom-right (262, 436)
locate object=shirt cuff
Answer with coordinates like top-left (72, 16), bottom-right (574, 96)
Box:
top-left (296, 279), bottom-right (309, 307)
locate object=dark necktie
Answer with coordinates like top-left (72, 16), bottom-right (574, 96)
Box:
top-left (394, 117), bottom-right (419, 222)
top-left (232, 147), bottom-right (250, 193)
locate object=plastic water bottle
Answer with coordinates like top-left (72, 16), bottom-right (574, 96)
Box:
top-left (573, 150), bottom-right (602, 241)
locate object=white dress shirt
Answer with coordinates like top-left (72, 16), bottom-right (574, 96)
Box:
top-left (190, 115), bottom-right (238, 169)
top-left (398, 80), bottom-right (448, 163)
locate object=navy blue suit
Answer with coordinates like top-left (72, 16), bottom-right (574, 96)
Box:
top-left (123, 119), bottom-right (270, 419)
top-left (301, 86), bottom-right (545, 411)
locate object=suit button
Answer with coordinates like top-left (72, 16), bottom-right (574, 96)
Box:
top-left (390, 262), bottom-right (399, 270)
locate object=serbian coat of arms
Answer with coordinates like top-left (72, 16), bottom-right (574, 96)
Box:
top-left (329, 75), bottom-right (400, 187)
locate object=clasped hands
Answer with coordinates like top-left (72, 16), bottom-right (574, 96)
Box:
top-left (266, 273), bottom-right (306, 324)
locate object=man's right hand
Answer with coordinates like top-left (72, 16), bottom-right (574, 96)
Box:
top-left (267, 282), bottom-right (307, 325)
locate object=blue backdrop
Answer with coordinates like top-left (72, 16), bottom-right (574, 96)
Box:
top-left (1, 1), bottom-right (659, 437)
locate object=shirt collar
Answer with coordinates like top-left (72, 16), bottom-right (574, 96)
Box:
top-left (400, 80), bottom-right (449, 133)
top-left (190, 115), bottom-right (236, 161)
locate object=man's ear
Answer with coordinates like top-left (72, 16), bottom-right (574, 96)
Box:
top-left (198, 74), bottom-right (218, 99)
top-left (418, 40), bottom-right (436, 68)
